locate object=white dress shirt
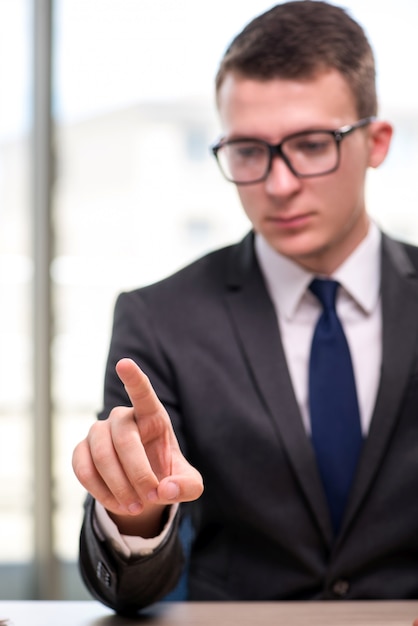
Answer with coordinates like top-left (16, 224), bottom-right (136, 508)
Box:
top-left (254, 221), bottom-right (382, 435)
top-left (95, 221), bottom-right (382, 555)
top-left (94, 498), bottom-right (178, 559)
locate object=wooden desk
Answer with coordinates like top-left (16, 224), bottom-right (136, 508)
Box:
top-left (0, 601), bottom-right (417, 626)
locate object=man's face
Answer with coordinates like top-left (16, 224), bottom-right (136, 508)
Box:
top-left (216, 70), bottom-right (391, 274)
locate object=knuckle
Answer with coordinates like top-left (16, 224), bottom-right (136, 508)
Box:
top-left (91, 440), bottom-right (113, 466)
top-left (112, 484), bottom-right (136, 505)
top-left (112, 427), bottom-right (140, 451)
top-left (109, 406), bottom-right (133, 421)
top-left (100, 493), bottom-right (120, 512)
top-left (72, 459), bottom-right (94, 487)
top-left (130, 469), bottom-right (153, 490)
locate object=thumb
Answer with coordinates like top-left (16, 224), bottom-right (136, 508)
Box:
top-left (148, 468), bottom-right (204, 504)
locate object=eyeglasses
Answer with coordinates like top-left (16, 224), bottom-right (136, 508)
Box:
top-left (211, 117), bottom-right (375, 185)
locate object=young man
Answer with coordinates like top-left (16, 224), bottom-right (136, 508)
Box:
top-left (72, 0), bottom-right (418, 615)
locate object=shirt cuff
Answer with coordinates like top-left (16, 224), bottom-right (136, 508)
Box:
top-left (94, 501), bottom-right (179, 559)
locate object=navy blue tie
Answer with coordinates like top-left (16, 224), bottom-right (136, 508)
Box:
top-left (308, 278), bottom-right (363, 533)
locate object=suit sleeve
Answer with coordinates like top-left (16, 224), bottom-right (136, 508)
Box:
top-left (79, 495), bottom-right (184, 615)
top-left (78, 290), bottom-right (187, 614)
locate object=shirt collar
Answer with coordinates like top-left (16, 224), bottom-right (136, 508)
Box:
top-left (254, 221), bottom-right (381, 320)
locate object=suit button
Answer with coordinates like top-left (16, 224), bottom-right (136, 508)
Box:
top-left (332, 579), bottom-right (350, 597)
top-left (96, 560), bottom-right (112, 588)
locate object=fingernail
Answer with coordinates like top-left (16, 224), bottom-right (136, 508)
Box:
top-left (147, 489), bottom-right (158, 502)
top-left (165, 481), bottom-right (180, 500)
top-left (128, 502), bottom-right (142, 514)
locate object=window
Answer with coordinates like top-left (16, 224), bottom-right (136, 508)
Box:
top-left (0, 0), bottom-right (33, 597)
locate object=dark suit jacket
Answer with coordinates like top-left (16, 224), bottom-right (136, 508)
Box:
top-left (79, 231), bottom-right (418, 614)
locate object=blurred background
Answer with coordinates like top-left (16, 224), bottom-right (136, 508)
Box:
top-left (0, 0), bottom-right (418, 600)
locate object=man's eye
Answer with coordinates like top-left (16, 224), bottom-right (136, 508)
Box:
top-left (293, 136), bottom-right (332, 154)
top-left (232, 145), bottom-right (265, 159)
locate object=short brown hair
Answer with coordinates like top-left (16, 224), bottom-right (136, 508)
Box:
top-left (215, 0), bottom-right (377, 117)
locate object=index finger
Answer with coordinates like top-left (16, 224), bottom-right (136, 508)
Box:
top-left (116, 358), bottom-right (169, 424)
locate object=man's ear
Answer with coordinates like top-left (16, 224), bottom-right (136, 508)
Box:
top-left (368, 120), bottom-right (393, 168)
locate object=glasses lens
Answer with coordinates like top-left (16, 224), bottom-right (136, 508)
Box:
top-left (283, 131), bottom-right (338, 176)
top-left (216, 140), bottom-right (269, 183)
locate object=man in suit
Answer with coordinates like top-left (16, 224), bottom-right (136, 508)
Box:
top-left (72, 0), bottom-right (418, 615)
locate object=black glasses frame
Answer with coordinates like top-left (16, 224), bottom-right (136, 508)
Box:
top-left (211, 116), bottom-right (376, 184)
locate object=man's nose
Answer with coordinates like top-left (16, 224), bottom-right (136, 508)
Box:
top-left (264, 154), bottom-right (302, 196)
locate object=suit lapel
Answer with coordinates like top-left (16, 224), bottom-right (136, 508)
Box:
top-left (339, 235), bottom-right (418, 538)
top-left (225, 233), bottom-right (334, 545)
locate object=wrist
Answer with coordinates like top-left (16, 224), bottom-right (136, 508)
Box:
top-left (108, 503), bottom-right (168, 538)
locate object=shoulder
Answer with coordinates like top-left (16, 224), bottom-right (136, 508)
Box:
top-left (401, 241), bottom-right (418, 270)
top-left (118, 232), bottom-right (254, 307)
top-left (382, 232), bottom-right (418, 274)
